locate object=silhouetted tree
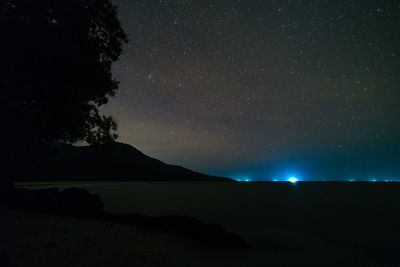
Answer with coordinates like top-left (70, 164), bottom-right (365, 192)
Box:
top-left (1, 0), bottom-right (127, 145)
top-left (0, 0), bottom-right (127, 184)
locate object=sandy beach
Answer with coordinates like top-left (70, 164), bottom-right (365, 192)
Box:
top-left (3, 181), bottom-right (399, 266)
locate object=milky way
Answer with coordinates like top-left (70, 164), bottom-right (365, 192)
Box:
top-left (101, 0), bottom-right (400, 180)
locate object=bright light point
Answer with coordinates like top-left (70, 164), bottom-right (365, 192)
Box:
top-left (288, 177), bottom-right (298, 183)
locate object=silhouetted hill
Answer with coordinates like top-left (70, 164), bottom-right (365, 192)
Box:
top-left (14, 142), bottom-right (232, 182)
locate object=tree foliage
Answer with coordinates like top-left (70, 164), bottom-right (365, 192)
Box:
top-left (0, 0), bottom-right (127, 146)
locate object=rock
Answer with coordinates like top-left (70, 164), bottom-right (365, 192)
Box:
top-left (159, 215), bottom-right (248, 248)
top-left (105, 213), bottom-right (248, 248)
top-left (58, 187), bottom-right (104, 217)
top-left (3, 187), bottom-right (247, 249)
top-left (0, 180), bottom-right (16, 206)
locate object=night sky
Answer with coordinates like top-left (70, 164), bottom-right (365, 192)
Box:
top-left (101, 0), bottom-right (400, 180)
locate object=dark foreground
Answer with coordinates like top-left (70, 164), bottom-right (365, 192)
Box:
top-left (3, 181), bottom-right (400, 266)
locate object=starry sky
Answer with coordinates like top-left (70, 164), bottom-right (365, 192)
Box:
top-left (101, 0), bottom-right (400, 180)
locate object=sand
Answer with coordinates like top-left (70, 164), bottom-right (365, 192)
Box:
top-left (5, 181), bottom-right (400, 266)
top-left (2, 207), bottom-right (253, 267)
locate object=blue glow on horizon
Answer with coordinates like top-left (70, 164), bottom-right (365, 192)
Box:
top-left (233, 176), bottom-right (252, 182)
top-left (229, 173), bottom-right (400, 182)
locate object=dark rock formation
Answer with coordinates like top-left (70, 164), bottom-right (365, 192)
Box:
top-left (2, 187), bottom-right (247, 249)
top-left (3, 187), bottom-right (103, 217)
top-left (158, 215), bottom-right (247, 248)
top-left (58, 187), bottom-right (104, 217)
top-left (104, 213), bottom-right (247, 248)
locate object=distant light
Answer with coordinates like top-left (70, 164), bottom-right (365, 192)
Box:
top-left (273, 179), bottom-right (278, 182)
top-left (371, 179), bottom-right (377, 182)
top-left (288, 177), bottom-right (298, 183)
top-left (234, 177), bottom-right (251, 182)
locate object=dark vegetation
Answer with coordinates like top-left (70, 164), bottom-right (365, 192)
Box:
top-left (0, 0), bottom-right (229, 186)
top-left (1, 0), bottom-right (127, 147)
top-left (1, 0), bottom-right (127, 187)
top-left (0, 0), bottom-right (243, 252)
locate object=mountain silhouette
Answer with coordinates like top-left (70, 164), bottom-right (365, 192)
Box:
top-left (14, 142), bottom-right (232, 182)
